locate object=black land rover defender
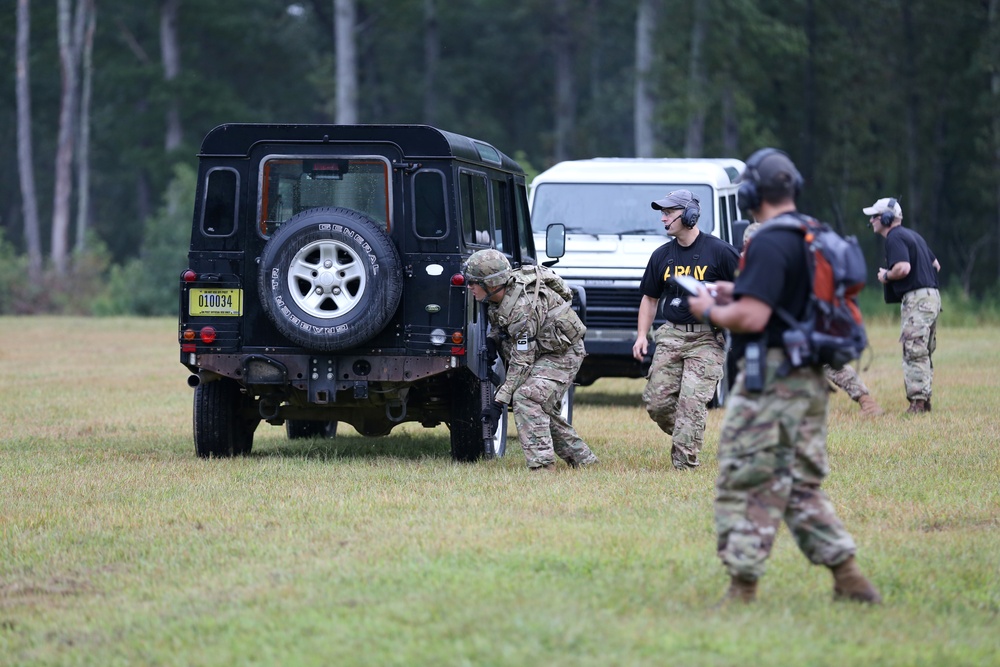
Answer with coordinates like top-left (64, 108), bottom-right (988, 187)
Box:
top-left (178, 123), bottom-right (568, 461)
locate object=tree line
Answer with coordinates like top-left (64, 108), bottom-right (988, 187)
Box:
top-left (1, 0), bottom-right (997, 315)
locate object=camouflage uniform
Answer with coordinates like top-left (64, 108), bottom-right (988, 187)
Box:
top-left (483, 262), bottom-right (598, 470)
top-left (824, 363), bottom-right (870, 402)
top-left (643, 326), bottom-right (726, 468)
top-left (900, 288), bottom-right (940, 402)
top-left (716, 349), bottom-right (858, 581)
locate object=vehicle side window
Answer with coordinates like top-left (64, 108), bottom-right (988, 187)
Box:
top-left (728, 194), bottom-right (738, 223)
top-left (718, 195), bottom-right (730, 243)
top-left (413, 170), bottom-right (447, 238)
top-left (492, 179), bottom-right (507, 253)
top-left (514, 183), bottom-right (533, 262)
top-left (460, 171), bottom-right (490, 245)
top-left (202, 168), bottom-right (239, 237)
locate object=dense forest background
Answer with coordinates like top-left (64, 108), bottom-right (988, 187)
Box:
top-left (1, 0), bottom-right (998, 315)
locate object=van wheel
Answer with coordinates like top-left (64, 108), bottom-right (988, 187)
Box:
top-left (194, 379), bottom-right (258, 457)
top-left (286, 420), bottom-right (338, 439)
top-left (258, 207), bottom-right (403, 351)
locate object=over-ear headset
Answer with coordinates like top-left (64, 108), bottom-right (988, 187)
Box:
top-left (680, 201), bottom-right (701, 228)
top-left (737, 147), bottom-right (804, 212)
top-left (880, 198), bottom-right (898, 227)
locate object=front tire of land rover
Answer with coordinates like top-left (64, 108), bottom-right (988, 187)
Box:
top-left (257, 207), bottom-right (403, 351)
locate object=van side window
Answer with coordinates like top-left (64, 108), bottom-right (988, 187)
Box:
top-left (413, 170), bottom-right (447, 238)
top-left (202, 168), bottom-right (239, 237)
top-left (460, 171), bottom-right (490, 245)
top-left (718, 195), bottom-right (730, 243)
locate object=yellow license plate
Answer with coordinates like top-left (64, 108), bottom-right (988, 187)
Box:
top-left (189, 288), bottom-right (243, 316)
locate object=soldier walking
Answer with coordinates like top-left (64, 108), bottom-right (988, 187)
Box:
top-left (632, 190), bottom-right (740, 470)
top-left (866, 197), bottom-right (942, 414)
top-left (688, 148), bottom-right (881, 605)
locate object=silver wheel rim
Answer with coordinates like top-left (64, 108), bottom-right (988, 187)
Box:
top-left (287, 239), bottom-right (367, 319)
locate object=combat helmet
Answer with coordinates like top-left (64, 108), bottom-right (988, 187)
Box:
top-left (464, 249), bottom-right (512, 290)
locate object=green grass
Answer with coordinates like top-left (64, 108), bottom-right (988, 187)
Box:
top-left (1, 317), bottom-right (998, 666)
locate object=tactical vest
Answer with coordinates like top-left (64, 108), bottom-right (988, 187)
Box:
top-left (496, 265), bottom-right (586, 356)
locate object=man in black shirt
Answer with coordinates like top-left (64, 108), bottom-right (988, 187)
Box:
top-left (865, 197), bottom-right (941, 414)
top-left (632, 189), bottom-right (739, 470)
top-left (688, 148), bottom-right (881, 605)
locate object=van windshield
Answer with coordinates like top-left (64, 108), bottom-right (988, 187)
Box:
top-left (531, 183), bottom-right (714, 236)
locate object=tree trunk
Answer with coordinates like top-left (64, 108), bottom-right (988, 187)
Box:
top-left (902, 2), bottom-right (920, 226)
top-left (990, 0), bottom-right (1000, 284)
top-left (553, 0), bottom-right (575, 163)
top-left (52, 0), bottom-right (87, 274)
top-left (75, 1), bottom-right (96, 252)
top-left (683, 0), bottom-right (707, 157)
top-left (802, 0), bottom-right (816, 186)
top-left (16, 0), bottom-right (43, 280)
top-left (161, 0), bottom-right (182, 152)
top-left (422, 0), bottom-right (438, 124)
top-left (634, 0), bottom-right (657, 157)
top-left (335, 0), bottom-right (358, 124)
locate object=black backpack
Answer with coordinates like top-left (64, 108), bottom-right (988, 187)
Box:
top-left (750, 214), bottom-right (869, 370)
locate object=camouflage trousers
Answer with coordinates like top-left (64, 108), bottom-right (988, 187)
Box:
top-left (715, 349), bottom-right (857, 581)
top-left (900, 288), bottom-right (941, 402)
top-left (642, 324), bottom-right (726, 469)
top-left (824, 363), bottom-right (870, 401)
top-left (511, 340), bottom-right (597, 469)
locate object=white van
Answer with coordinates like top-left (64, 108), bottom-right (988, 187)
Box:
top-left (529, 158), bottom-right (746, 389)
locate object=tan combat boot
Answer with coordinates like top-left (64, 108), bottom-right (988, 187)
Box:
top-left (906, 399), bottom-right (929, 414)
top-left (718, 575), bottom-right (757, 605)
top-left (830, 556), bottom-right (882, 604)
top-left (858, 394), bottom-right (884, 416)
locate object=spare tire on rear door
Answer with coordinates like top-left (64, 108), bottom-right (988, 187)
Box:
top-left (258, 207), bottom-right (403, 351)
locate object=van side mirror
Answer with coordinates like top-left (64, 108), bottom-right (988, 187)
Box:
top-left (732, 219), bottom-right (751, 251)
top-left (545, 223), bottom-right (566, 259)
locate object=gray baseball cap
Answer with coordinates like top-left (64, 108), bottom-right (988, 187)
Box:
top-left (651, 189), bottom-right (699, 211)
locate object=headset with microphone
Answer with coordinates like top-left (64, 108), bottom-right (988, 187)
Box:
top-left (737, 147), bottom-right (803, 212)
top-left (880, 198), bottom-right (899, 227)
top-left (679, 200), bottom-right (701, 228)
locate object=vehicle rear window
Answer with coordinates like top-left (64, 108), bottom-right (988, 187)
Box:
top-left (258, 157), bottom-right (390, 237)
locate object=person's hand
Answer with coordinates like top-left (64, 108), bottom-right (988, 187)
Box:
top-left (877, 268), bottom-right (888, 284)
top-left (632, 336), bottom-right (648, 362)
top-left (713, 281), bottom-right (735, 305)
top-left (482, 401), bottom-right (504, 426)
top-left (485, 337), bottom-right (498, 365)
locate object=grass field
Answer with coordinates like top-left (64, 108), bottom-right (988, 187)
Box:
top-left (1, 316), bottom-right (998, 666)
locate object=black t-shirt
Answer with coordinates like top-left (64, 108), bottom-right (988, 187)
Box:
top-left (730, 219), bottom-right (811, 358)
top-left (884, 225), bottom-right (938, 300)
top-left (639, 232), bottom-right (740, 325)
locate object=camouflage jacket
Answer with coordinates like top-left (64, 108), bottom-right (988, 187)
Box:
top-left (487, 267), bottom-right (586, 404)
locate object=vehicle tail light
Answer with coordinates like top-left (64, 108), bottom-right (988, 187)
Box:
top-left (199, 326), bottom-right (216, 344)
top-left (451, 331), bottom-right (464, 344)
top-left (450, 273), bottom-right (465, 286)
top-left (182, 269), bottom-right (197, 282)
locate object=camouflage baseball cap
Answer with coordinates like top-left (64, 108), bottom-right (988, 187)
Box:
top-left (651, 189), bottom-right (699, 211)
top-left (464, 249), bottom-right (511, 289)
